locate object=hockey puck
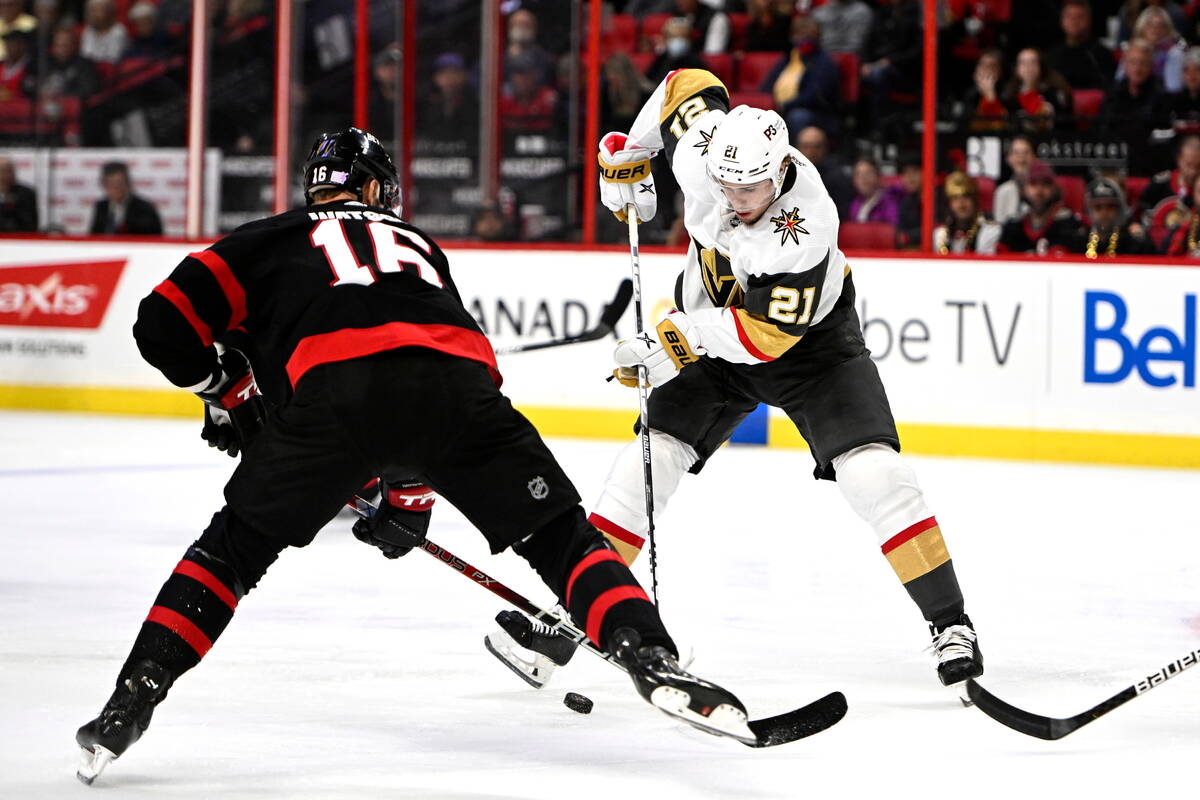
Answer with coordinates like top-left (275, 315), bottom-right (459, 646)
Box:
top-left (563, 692), bottom-right (593, 714)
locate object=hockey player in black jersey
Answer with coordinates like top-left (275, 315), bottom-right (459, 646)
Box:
top-left (74, 128), bottom-right (755, 784)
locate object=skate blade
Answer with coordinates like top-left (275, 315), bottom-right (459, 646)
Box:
top-left (955, 682), bottom-right (974, 708)
top-left (483, 631), bottom-right (556, 689)
top-left (649, 686), bottom-right (757, 745)
top-left (77, 744), bottom-right (115, 786)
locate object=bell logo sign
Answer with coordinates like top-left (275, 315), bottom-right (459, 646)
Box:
top-left (0, 260), bottom-right (126, 329)
top-left (1083, 290), bottom-right (1196, 388)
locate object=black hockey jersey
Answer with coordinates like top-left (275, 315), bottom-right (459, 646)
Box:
top-left (134, 201), bottom-right (498, 400)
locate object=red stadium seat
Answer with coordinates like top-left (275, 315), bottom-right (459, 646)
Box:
top-left (1072, 89), bottom-right (1105, 128)
top-left (839, 222), bottom-right (897, 250)
top-left (975, 176), bottom-right (996, 213)
top-left (640, 13), bottom-right (673, 50)
top-left (737, 51), bottom-right (781, 93)
top-left (1149, 225), bottom-right (1171, 250)
top-left (728, 91), bottom-right (774, 111)
top-left (701, 53), bottom-right (735, 88)
top-left (1058, 175), bottom-right (1086, 215)
top-left (830, 52), bottom-right (860, 104)
top-left (1125, 176), bottom-right (1149, 209)
top-left (605, 14), bottom-right (637, 54)
top-left (629, 51), bottom-right (655, 77)
top-left (727, 12), bottom-right (749, 52)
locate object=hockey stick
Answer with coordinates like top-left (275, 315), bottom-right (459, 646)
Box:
top-left (492, 279), bottom-right (633, 356)
top-left (625, 207), bottom-right (660, 606)
top-left (347, 495), bottom-right (847, 747)
top-left (965, 646), bottom-right (1200, 740)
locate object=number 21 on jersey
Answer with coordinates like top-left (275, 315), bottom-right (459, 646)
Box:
top-left (310, 219), bottom-right (443, 289)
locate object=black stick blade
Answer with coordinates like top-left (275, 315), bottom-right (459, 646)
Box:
top-left (599, 279), bottom-right (634, 331)
top-left (966, 679), bottom-right (1138, 740)
top-left (744, 691), bottom-right (848, 748)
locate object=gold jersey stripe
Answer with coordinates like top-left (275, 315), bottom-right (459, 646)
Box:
top-left (733, 308), bottom-right (802, 358)
top-left (885, 526), bottom-right (951, 584)
top-left (659, 69), bottom-right (727, 124)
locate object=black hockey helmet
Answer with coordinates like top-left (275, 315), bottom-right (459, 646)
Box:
top-left (302, 127), bottom-right (400, 209)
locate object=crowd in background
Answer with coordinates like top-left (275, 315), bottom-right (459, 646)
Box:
top-left (5, 0), bottom-right (1200, 257)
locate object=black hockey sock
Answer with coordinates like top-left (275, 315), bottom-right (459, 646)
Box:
top-left (118, 508), bottom-right (283, 683)
top-left (880, 516), bottom-right (966, 628)
top-left (514, 507), bottom-right (674, 656)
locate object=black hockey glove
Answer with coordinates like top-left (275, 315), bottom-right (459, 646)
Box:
top-left (352, 481), bottom-right (435, 559)
top-left (196, 349), bottom-right (267, 458)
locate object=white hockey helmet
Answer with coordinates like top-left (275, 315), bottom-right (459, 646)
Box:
top-left (706, 105), bottom-right (790, 201)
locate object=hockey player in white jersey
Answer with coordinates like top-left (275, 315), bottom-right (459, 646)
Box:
top-left (589, 68), bottom-right (984, 687)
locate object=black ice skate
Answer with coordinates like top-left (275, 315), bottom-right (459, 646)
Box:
top-left (611, 627), bottom-right (756, 744)
top-left (484, 609), bottom-right (577, 688)
top-left (75, 660), bottom-right (172, 785)
top-left (930, 614), bottom-right (984, 686)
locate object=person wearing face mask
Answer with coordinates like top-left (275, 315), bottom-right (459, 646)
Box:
top-left (760, 15), bottom-right (842, 138)
top-left (646, 17), bottom-right (706, 85)
top-left (1070, 177), bottom-right (1155, 257)
top-left (504, 8), bottom-right (554, 89)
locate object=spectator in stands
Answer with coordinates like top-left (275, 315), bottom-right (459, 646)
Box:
top-left (88, 161), bottom-right (162, 236)
top-left (0, 0), bottom-right (35, 62)
top-left (938, 1), bottom-right (1009, 100)
top-left (0, 156), bottom-right (37, 232)
top-left (1161, 171), bottom-right (1200, 254)
top-left (670, 0), bottom-right (730, 55)
top-left (1100, 39), bottom-right (1171, 174)
top-left (32, 0), bottom-right (65, 31)
top-left (1117, 0), bottom-right (1187, 44)
top-left (762, 15), bottom-right (841, 138)
top-left (934, 172), bottom-right (1001, 255)
top-left (80, 0), bottom-right (128, 66)
top-left (860, 0), bottom-right (923, 121)
top-left (1071, 177), bottom-right (1156, 256)
top-left (849, 157), bottom-right (903, 225)
top-left (504, 8), bottom-right (555, 88)
top-left (472, 203), bottom-right (518, 242)
top-left (1117, 6), bottom-right (1186, 92)
top-left (796, 124), bottom-right (854, 219)
top-left (997, 160), bottom-right (1084, 254)
top-left (993, 134), bottom-right (1035, 224)
top-left (369, 45), bottom-right (401, 142)
top-left (418, 52), bottom-right (479, 148)
top-left (1002, 48), bottom-right (1072, 134)
top-left (811, 0), bottom-right (874, 56)
top-left (742, 0), bottom-right (792, 54)
top-left (124, 2), bottom-right (174, 61)
top-left (1168, 45), bottom-right (1200, 126)
top-left (1, 27), bottom-right (35, 103)
top-left (1139, 132), bottom-right (1200, 225)
top-left (895, 155), bottom-right (922, 248)
top-left (1046, 1), bottom-right (1118, 91)
top-left (500, 51), bottom-right (559, 133)
top-left (601, 52), bottom-right (653, 134)
top-left (39, 25), bottom-right (98, 101)
top-left (646, 17), bottom-right (706, 85)
top-left (957, 49), bottom-right (1008, 133)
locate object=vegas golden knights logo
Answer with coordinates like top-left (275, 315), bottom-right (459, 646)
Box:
top-left (697, 244), bottom-right (743, 308)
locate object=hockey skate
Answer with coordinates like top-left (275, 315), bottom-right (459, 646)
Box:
top-left (930, 614), bottom-right (984, 687)
top-left (75, 660), bottom-right (172, 785)
top-left (484, 610), bottom-right (577, 688)
top-left (611, 627), bottom-right (756, 745)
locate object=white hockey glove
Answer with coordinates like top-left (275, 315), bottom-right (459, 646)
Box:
top-left (612, 311), bottom-right (703, 388)
top-left (598, 131), bottom-right (657, 223)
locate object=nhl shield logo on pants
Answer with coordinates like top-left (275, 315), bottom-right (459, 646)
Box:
top-left (527, 476), bottom-right (549, 500)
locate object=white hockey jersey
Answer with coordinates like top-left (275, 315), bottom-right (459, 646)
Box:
top-left (622, 69), bottom-right (851, 365)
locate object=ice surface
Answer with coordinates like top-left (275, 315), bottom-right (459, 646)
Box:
top-left (1, 410), bottom-right (1197, 798)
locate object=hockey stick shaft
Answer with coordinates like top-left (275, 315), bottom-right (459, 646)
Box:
top-left (966, 645), bottom-right (1200, 740)
top-left (626, 207), bottom-right (659, 607)
top-left (347, 496), bottom-right (624, 671)
top-left (492, 279), bottom-right (633, 355)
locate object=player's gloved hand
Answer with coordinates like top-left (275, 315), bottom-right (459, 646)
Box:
top-left (598, 131), bottom-right (657, 223)
top-left (196, 349), bottom-right (267, 458)
top-left (352, 480), bottom-right (435, 559)
top-left (612, 311), bottom-right (703, 388)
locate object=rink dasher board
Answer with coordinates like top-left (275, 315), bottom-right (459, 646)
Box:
top-left (0, 240), bottom-right (1197, 468)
